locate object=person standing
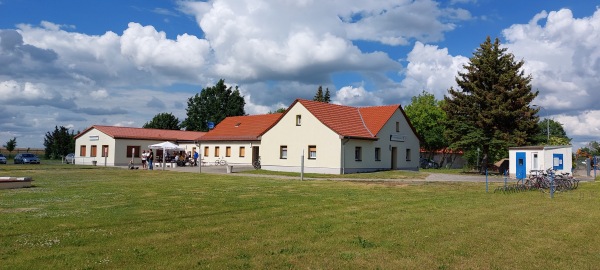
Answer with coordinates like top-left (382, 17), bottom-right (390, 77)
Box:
top-left (193, 150), bottom-right (199, 166)
top-left (141, 150), bottom-right (147, 169)
top-left (147, 150), bottom-right (154, 170)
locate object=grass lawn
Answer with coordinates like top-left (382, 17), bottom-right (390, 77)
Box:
top-left (1, 165), bottom-right (600, 269)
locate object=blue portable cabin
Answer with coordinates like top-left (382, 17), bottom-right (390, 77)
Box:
top-left (508, 145), bottom-right (572, 179)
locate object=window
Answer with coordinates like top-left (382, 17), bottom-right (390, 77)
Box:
top-left (226, 146), bottom-right (231, 157)
top-left (280, 145), bottom-right (288, 159)
top-left (239, 147), bottom-right (245, 157)
top-left (396, 122), bottom-right (400, 132)
top-left (308, 145), bottom-right (316, 159)
top-left (204, 146), bottom-right (209, 157)
top-left (101, 145), bottom-right (109, 157)
top-left (90, 145), bottom-right (97, 157)
top-left (375, 147), bottom-right (381, 161)
top-left (296, 115), bottom-right (302, 126)
top-left (355, 147), bottom-right (362, 161)
top-left (214, 146), bottom-right (220, 157)
top-left (406, 149), bottom-right (411, 161)
top-left (80, 145), bottom-right (87, 156)
top-left (126, 146), bottom-right (141, 158)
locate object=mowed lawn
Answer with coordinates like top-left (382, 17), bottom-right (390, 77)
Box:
top-left (1, 166), bottom-right (600, 269)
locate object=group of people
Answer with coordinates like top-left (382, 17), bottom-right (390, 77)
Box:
top-left (170, 151), bottom-right (200, 167)
top-left (140, 149), bottom-right (155, 170)
top-left (134, 149), bottom-right (199, 170)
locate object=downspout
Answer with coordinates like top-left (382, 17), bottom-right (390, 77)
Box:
top-left (341, 138), bottom-right (350, 174)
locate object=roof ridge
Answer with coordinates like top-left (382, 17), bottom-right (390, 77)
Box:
top-left (356, 107), bottom-right (374, 137)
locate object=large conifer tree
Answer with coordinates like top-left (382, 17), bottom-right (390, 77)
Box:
top-left (442, 37), bottom-right (539, 169)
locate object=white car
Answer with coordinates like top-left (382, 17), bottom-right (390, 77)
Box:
top-left (65, 153), bottom-right (75, 164)
top-left (0, 153), bottom-right (6, 164)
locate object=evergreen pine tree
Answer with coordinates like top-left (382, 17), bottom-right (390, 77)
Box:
top-left (442, 37), bottom-right (539, 169)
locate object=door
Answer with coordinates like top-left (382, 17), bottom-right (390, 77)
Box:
top-left (391, 147), bottom-right (397, 170)
top-left (252, 146), bottom-right (260, 165)
top-left (532, 152), bottom-right (538, 170)
top-left (553, 153), bottom-right (564, 170)
top-left (516, 152), bottom-right (526, 179)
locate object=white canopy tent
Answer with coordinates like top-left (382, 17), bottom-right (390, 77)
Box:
top-left (148, 141), bottom-right (184, 170)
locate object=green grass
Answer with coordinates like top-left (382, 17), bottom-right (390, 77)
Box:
top-left (1, 165), bottom-right (600, 269)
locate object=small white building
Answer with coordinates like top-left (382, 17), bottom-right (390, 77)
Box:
top-left (74, 125), bottom-right (206, 166)
top-left (509, 145), bottom-right (573, 179)
top-left (260, 99), bottom-right (420, 174)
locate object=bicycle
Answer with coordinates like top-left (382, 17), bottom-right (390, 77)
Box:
top-left (252, 156), bottom-right (261, 169)
top-left (214, 156), bottom-right (227, 166)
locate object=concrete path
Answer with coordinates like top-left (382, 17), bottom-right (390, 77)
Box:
top-left (131, 164), bottom-right (596, 183)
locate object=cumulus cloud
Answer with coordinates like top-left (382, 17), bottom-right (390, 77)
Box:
top-left (0, 80), bottom-right (76, 109)
top-left (334, 85), bottom-right (383, 107)
top-left (401, 42), bottom-right (468, 98)
top-left (503, 8), bottom-right (600, 114)
top-left (502, 8), bottom-right (600, 146)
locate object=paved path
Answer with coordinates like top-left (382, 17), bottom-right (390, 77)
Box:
top-left (132, 164), bottom-right (596, 183)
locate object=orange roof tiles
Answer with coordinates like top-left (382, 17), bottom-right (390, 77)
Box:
top-left (294, 99), bottom-right (404, 140)
top-left (75, 125), bottom-right (206, 141)
top-left (201, 113), bottom-right (283, 141)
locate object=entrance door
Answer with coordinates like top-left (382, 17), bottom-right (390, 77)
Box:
top-left (553, 153), bottom-right (564, 170)
top-left (252, 146), bottom-right (260, 165)
top-left (516, 152), bottom-right (526, 179)
top-left (391, 147), bottom-right (397, 170)
top-left (532, 152), bottom-right (538, 170)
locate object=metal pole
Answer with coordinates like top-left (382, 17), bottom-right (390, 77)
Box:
top-left (550, 169), bottom-right (554, 199)
top-left (300, 150), bottom-right (304, 181)
top-left (485, 168), bottom-right (488, 193)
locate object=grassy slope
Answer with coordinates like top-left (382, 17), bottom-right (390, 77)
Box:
top-left (1, 165), bottom-right (599, 269)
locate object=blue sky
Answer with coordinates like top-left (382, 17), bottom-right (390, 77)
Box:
top-left (1, 0), bottom-right (599, 149)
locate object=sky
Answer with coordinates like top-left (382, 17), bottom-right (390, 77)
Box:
top-left (0, 0), bottom-right (599, 150)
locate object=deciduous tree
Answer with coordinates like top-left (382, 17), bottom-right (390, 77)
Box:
top-left (182, 79), bottom-right (246, 131)
top-left (143, 112), bottom-right (181, 130)
top-left (404, 91), bottom-right (448, 158)
top-left (3, 137), bottom-right (16, 158)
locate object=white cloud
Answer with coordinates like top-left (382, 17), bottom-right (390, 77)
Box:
top-left (334, 85), bottom-right (383, 106)
top-left (401, 42), bottom-right (468, 99)
top-left (502, 8), bottom-right (600, 146)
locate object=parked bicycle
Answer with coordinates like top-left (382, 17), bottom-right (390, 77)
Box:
top-left (214, 156), bottom-right (227, 166)
top-left (495, 168), bottom-right (579, 194)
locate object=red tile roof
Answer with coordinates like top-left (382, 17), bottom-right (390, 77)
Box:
top-left (201, 113), bottom-right (283, 141)
top-left (75, 125), bottom-right (206, 141)
top-left (290, 99), bottom-right (416, 140)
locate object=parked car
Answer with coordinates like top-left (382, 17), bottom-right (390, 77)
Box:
top-left (0, 153), bottom-right (6, 164)
top-left (65, 153), bottom-right (75, 164)
top-left (420, 158), bottom-right (439, 169)
top-left (14, 153), bottom-right (41, 164)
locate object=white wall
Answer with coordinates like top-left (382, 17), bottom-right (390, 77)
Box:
top-left (260, 104), bottom-right (420, 174)
top-left (509, 146), bottom-right (573, 177)
top-left (261, 103), bottom-right (342, 174)
top-left (197, 141), bottom-right (258, 166)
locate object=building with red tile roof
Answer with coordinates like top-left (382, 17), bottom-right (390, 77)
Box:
top-left (197, 99), bottom-right (420, 173)
top-left (74, 125), bottom-right (206, 167)
top-left (198, 113), bottom-right (282, 166)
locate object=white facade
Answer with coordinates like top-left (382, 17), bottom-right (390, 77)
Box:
top-left (260, 102), bottom-right (420, 174)
top-left (197, 141), bottom-right (260, 166)
top-left (74, 127), bottom-right (203, 167)
top-left (509, 145), bottom-right (573, 178)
